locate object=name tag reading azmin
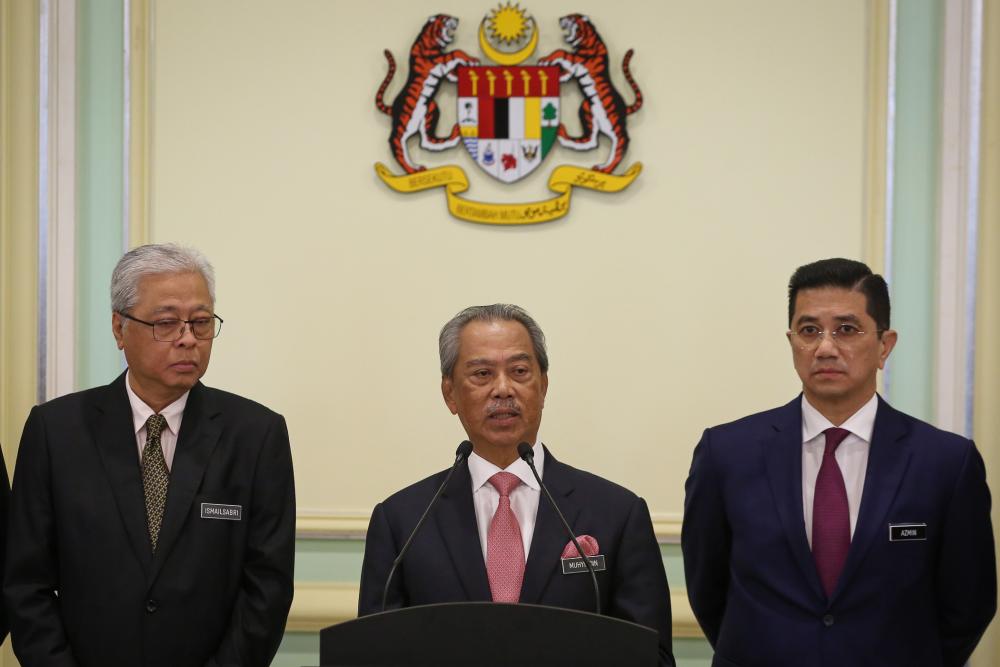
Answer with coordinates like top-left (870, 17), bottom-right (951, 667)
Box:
top-left (889, 523), bottom-right (927, 541)
top-left (561, 555), bottom-right (607, 575)
top-left (200, 503), bottom-right (242, 521)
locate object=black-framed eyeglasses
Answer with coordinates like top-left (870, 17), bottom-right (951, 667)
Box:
top-left (118, 312), bottom-right (223, 342)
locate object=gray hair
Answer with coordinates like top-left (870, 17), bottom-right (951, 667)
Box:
top-left (111, 243), bottom-right (216, 313)
top-left (439, 304), bottom-right (548, 377)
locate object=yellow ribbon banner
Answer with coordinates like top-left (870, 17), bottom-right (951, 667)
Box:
top-left (374, 162), bottom-right (643, 225)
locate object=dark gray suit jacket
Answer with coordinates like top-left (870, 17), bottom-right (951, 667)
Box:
top-left (5, 373), bottom-right (295, 667)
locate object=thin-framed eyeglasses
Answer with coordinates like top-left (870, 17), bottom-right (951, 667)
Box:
top-left (118, 312), bottom-right (223, 342)
top-left (786, 323), bottom-right (883, 349)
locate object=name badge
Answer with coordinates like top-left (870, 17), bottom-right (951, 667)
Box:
top-left (560, 555), bottom-right (607, 575)
top-left (889, 523), bottom-right (926, 541)
top-left (200, 503), bottom-right (242, 521)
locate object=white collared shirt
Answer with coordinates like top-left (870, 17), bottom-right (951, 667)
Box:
top-left (801, 393), bottom-right (878, 546)
top-left (125, 369), bottom-right (189, 472)
top-left (469, 441), bottom-right (544, 563)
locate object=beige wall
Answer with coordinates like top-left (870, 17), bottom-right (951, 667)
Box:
top-left (973, 2), bottom-right (1000, 663)
top-left (0, 5), bottom-right (39, 667)
top-left (147, 0), bottom-right (870, 523)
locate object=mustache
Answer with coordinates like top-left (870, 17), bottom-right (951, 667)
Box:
top-left (486, 399), bottom-right (521, 416)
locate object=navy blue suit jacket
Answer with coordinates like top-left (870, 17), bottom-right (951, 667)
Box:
top-left (682, 396), bottom-right (996, 667)
top-left (358, 447), bottom-right (675, 666)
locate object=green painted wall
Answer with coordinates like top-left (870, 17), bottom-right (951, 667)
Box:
top-left (885, 0), bottom-right (941, 419)
top-left (76, 0), bottom-right (126, 389)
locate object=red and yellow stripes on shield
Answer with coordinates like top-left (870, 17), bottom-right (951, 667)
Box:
top-left (458, 65), bottom-right (560, 150)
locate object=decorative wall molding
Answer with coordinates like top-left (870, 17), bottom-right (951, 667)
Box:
top-left (40, 0), bottom-right (78, 401)
top-left (286, 582), bottom-right (359, 632)
top-left (863, 0), bottom-right (891, 273)
top-left (286, 581), bottom-right (702, 638)
top-left (296, 514), bottom-right (370, 539)
top-left (296, 512), bottom-right (683, 543)
top-left (126, 0), bottom-right (151, 248)
top-left (934, 0), bottom-right (983, 438)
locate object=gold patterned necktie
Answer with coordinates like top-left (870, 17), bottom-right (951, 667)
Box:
top-left (142, 414), bottom-right (170, 552)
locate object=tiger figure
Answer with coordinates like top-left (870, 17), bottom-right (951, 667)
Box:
top-left (538, 14), bottom-right (642, 174)
top-left (376, 15), bottom-right (478, 174)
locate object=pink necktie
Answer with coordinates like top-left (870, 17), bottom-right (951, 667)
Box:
top-left (812, 427), bottom-right (851, 597)
top-left (487, 472), bottom-right (525, 603)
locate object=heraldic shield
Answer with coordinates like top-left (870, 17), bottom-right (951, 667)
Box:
top-left (457, 65), bottom-right (561, 183)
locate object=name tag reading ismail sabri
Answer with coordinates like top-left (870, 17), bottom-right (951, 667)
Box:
top-left (200, 503), bottom-right (242, 521)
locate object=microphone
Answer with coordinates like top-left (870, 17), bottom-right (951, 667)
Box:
top-left (381, 440), bottom-right (474, 612)
top-left (517, 442), bottom-right (601, 615)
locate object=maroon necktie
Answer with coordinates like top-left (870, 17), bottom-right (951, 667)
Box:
top-left (812, 427), bottom-right (851, 597)
top-left (486, 472), bottom-right (525, 603)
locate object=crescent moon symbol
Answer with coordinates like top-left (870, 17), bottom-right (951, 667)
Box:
top-left (478, 19), bottom-right (538, 66)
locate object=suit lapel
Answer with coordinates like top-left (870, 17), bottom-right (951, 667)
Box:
top-left (91, 373), bottom-right (154, 576)
top-left (830, 396), bottom-right (911, 601)
top-left (435, 461), bottom-right (492, 601)
top-left (148, 382), bottom-right (222, 585)
top-left (519, 448), bottom-right (580, 605)
top-left (763, 398), bottom-right (826, 602)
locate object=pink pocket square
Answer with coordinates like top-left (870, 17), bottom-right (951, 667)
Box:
top-left (561, 535), bottom-right (600, 558)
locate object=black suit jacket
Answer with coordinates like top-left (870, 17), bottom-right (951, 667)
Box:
top-left (0, 446), bottom-right (8, 644)
top-left (358, 447), bottom-right (675, 666)
top-left (4, 373), bottom-right (295, 667)
top-left (682, 396), bottom-right (996, 667)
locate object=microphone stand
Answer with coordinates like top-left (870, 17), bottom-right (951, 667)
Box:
top-left (518, 442), bottom-right (601, 616)
top-left (381, 441), bottom-right (474, 612)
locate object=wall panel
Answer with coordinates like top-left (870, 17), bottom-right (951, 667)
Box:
top-left (147, 0), bottom-right (870, 523)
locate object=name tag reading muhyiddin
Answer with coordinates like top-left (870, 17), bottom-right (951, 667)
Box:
top-left (200, 503), bottom-right (242, 521)
top-left (560, 555), bottom-right (607, 575)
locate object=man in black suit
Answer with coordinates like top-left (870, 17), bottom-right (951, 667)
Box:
top-left (5, 244), bottom-right (295, 667)
top-left (358, 304), bottom-right (674, 666)
top-left (682, 258), bottom-right (996, 666)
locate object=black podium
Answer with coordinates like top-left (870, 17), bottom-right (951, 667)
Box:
top-left (316, 602), bottom-right (658, 666)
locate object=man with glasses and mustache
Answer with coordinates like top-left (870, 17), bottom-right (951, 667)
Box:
top-left (5, 244), bottom-right (295, 667)
top-left (682, 258), bottom-right (996, 667)
top-left (358, 304), bottom-right (675, 667)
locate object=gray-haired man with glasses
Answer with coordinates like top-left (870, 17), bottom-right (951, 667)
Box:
top-left (682, 257), bottom-right (995, 667)
top-left (6, 243), bottom-right (295, 667)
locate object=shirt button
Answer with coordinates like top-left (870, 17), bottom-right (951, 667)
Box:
top-left (822, 614), bottom-right (834, 627)
top-left (146, 599), bottom-right (159, 613)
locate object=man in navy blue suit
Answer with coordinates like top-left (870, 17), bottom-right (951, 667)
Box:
top-left (358, 304), bottom-right (675, 666)
top-left (682, 258), bottom-right (996, 667)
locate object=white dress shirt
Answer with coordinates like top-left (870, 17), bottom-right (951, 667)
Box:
top-left (125, 370), bottom-right (189, 472)
top-left (469, 441), bottom-right (544, 563)
top-left (801, 393), bottom-right (878, 546)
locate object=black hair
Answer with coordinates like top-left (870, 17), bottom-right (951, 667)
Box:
top-left (787, 258), bottom-right (890, 331)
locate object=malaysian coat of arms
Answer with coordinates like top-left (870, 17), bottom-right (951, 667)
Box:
top-left (374, 5), bottom-right (643, 225)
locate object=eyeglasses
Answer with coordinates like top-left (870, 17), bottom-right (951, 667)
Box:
top-left (787, 323), bottom-right (882, 349)
top-left (118, 312), bottom-right (223, 342)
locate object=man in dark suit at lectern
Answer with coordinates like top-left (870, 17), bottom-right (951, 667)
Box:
top-left (682, 258), bottom-right (996, 667)
top-left (358, 304), bottom-right (675, 666)
top-left (5, 244), bottom-right (295, 667)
